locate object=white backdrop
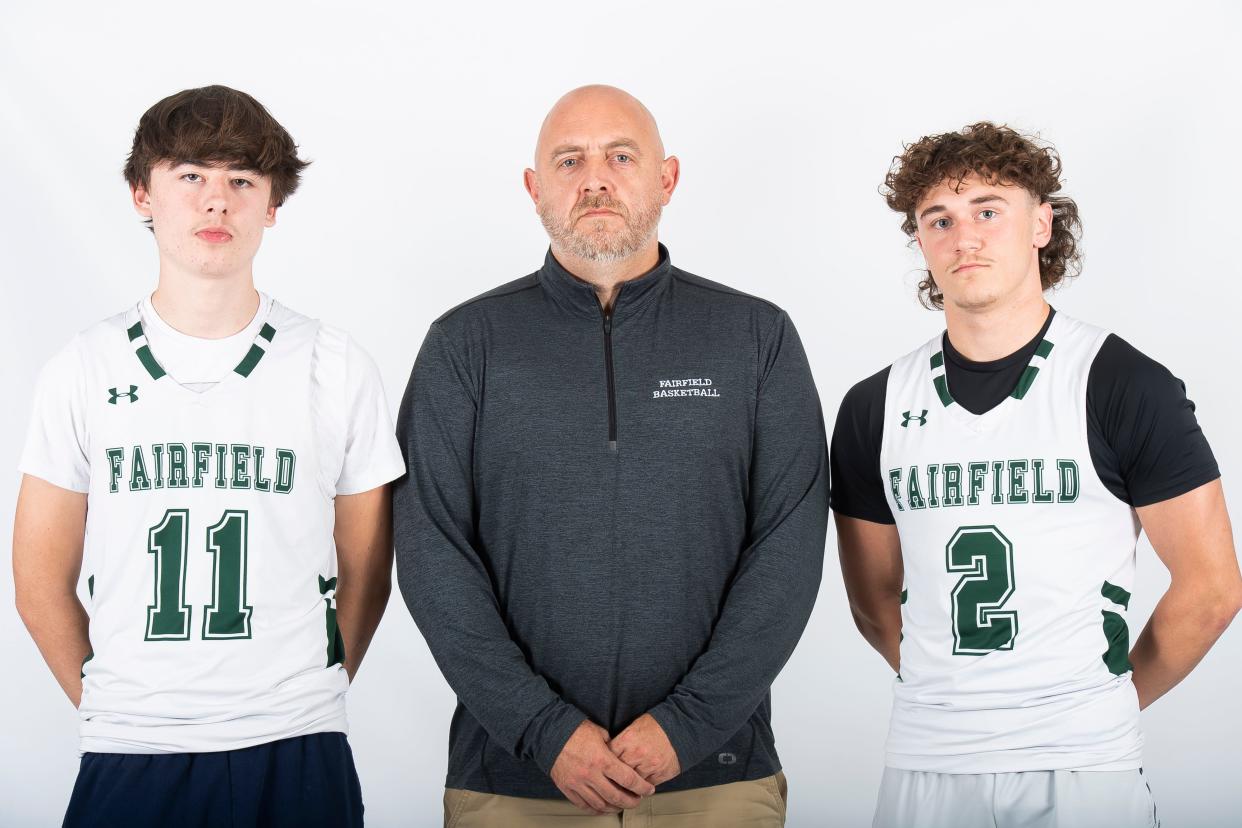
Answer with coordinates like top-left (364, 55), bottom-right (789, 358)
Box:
top-left (2, 2), bottom-right (1240, 825)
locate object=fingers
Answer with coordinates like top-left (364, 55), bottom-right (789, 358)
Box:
top-left (588, 777), bottom-right (642, 811)
top-left (562, 788), bottom-right (604, 816)
top-left (603, 755), bottom-right (656, 798)
top-left (646, 766), bottom-right (676, 787)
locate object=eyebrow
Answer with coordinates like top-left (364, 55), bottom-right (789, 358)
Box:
top-left (918, 193), bottom-right (1010, 221)
top-left (175, 160), bottom-right (261, 175)
top-left (548, 138), bottom-right (642, 161)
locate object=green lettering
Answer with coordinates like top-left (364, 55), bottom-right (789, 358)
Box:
top-left (230, 444), bottom-right (252, 489)
top-left (107, 447), bottom-right (125, 494)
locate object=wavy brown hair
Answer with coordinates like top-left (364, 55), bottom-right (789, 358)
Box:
top-left (124, 85), bottom-right (309, 210)
top-left (882, 122), bottom-right (1082, 309)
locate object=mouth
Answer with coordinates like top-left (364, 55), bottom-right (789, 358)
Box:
top-left (578, 210), bottom-right (619, 219)
top-left (953, 262), bottom-right (988, 273)
top-left (195, 228), bottom-right (233, 244)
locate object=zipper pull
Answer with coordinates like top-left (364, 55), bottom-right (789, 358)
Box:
top-left (603, 314), bottom-right (612, 334)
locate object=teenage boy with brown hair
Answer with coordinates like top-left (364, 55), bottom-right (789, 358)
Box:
top-left (831, 122), bottom-right (1241, 827)
top-left (13, 85), bottom-right (404, 827)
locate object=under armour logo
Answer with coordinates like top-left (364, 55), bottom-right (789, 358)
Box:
top-left (108, 385), bottom-right (138, 404)
top-left (901, 410), bottom-right (928, 427)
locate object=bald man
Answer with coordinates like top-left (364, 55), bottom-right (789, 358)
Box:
top-left (394, 85), bottom-right (828, 827)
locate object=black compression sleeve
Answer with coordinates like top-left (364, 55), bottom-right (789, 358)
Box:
top-left (1087, 334), bottom-right (1220, 507)
top-left (830, 366), bottom-right (895, 524)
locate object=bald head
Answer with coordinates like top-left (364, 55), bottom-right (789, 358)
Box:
top-left (524, 85), bottom-right (679, 269)
top-left (534, 85), bottom-right (665, 168)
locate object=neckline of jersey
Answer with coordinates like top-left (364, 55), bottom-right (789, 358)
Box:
top-left (126, 298), bottom-right (278, 396)
top-left (929, 308), bottom-right (1060, 429)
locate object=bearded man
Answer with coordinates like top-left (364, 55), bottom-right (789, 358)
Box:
top-left (393, 85), bottom-right (829, 827)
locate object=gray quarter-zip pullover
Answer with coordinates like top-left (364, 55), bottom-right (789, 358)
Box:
top-left (394, 245), bottom-right (828, 798)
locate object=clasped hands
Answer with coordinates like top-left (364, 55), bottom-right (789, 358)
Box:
top-left (549, 713), bottom-right (681, 815)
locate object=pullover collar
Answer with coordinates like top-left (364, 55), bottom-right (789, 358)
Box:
top-left (538, 243), bottom-right (673, 321)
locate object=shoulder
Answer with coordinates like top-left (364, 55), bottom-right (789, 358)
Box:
top-left (36, 307), bottom-right (135, 381)
top-left (1087, 332), bottom-right (1189, 405)
top-left (840, 365), bottom-right (892, 417)
top-left (669, 267), bottom-right (784, 321)
top-left (434, 274), bottom-right (542, 328)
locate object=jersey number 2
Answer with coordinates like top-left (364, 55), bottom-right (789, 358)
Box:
top-left (146, 508), bottom-right (252, 641)
top-left (946, 525), bottom-right (1018, 655)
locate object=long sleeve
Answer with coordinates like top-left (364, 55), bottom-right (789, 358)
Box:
top-left (648, 311), bottom-right (829, 771)
top-left (393, 322), bottom-right (587, 774)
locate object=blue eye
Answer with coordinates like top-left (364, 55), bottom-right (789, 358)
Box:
top-left (182, 173), bottom-right (202, 183)
top-left (934, 217), bottom-right (951, 230)
top-left (560, 158), bottom-right (577, 168)
top-left (980, 209), bottom-right (997, 219)
top-left (615, 154), bottom-right (630, 163)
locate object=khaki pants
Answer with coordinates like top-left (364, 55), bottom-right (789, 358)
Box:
top-left (444, 772), bottom-right (788, 828)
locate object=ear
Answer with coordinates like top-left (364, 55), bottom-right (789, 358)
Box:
top-left (131, 183), bottom-right (152, 219)
top-left (265, 203), bottom-right (278, 228)
top-left (523, 168), bottom-right (539, 210)
top-left (914, 232), bottom-right (924, 252)
top-left (1032, 200), bottom-right (1053, 248)
top-left (660, 156), bottom-right (681, 205)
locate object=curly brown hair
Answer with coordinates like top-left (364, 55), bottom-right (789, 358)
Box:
top-left (124, 85), bottom-right (309, 211)
top-left (882, 122), bottom-right (1082, 309)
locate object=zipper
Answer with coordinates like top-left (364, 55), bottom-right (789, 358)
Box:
top-left (601, 309), bottom-right (618, 451)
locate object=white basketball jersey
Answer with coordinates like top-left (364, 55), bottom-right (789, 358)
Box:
top-left (880, 312), bottom-right (1144, 772)
top-left (68, 299), bottom-right (360, 753)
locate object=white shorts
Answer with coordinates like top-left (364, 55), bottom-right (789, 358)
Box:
top-left (873, 767), bottom-right (1158, 828)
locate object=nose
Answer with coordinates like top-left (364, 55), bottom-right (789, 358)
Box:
top-left (953, 223), bottom-right (982, 254)
top-left (579, 156), bottom-right (612, 197)
top-left (201, 176), bottom-right (231, 215)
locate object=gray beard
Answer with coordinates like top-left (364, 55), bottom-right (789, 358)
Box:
top-left (540, 198), bottom-right (662, 263)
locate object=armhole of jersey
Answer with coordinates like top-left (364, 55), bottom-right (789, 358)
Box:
top-left (72, 332), bottom-right (94, 487)
top-left (1080, 328), bottom-right (1128, 504)
top-left (309, 322), bottom-right (349, 500)
top-left (877, 364), bottom-right (895, 502)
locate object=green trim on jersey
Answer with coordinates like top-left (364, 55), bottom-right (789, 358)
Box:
top-left (126, 318), bottom-right (278, 382)
top-left (1101, 580), bottom-right (1133, 676)
top-left (319, 575), bottom-right (346, 668)
top-left (929, 339), bottom-right (1056, 408)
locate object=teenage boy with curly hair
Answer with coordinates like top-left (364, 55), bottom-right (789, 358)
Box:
top-left (831, 122), bottom-right (1240, 827)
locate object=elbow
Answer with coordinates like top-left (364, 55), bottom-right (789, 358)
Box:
top-left (1190, 580), bottom-right (1242, 639)
top-left (1212, 582), bottom-right (1242, 634)
top-left (847, 603), bottom-right (880, 640)
top-left (14, 586), bottom-right (42, 632)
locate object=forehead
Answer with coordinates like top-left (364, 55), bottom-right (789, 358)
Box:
top-left (538, 98), bottom-right (658, 159)
top-left (917, 174), bottom-right (1033, 210)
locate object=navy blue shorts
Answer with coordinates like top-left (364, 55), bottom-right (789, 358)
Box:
top-left (62, 732), bottom-right (363, 828)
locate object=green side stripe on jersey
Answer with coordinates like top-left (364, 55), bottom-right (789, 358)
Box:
top-left (1010, 366), bottom-right (1040, 399)
top-left (930, 351), bottom-right (945, 370)
top-left (933, 374), bottom-right (954, 407)
top-left (136, 345), bottom-right (167, 380)
top-left (127, 321), bottom-right (143, 342)
top-left (1102, 580), bottom-right (1132, 609)
top-left (259, 322), bottom-right (276, 342)
top-left (900, 588), bottom-right (908, 604)
top-left (82, 575), bottom-right (95, 675)
top-left (1035, 339), bottom-right (1055, 359)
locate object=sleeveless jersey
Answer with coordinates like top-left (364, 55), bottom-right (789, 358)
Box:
top-left (69, 299), bottom-right (362, 753)
top-left (880, 312), bottom-right (1144, 772)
